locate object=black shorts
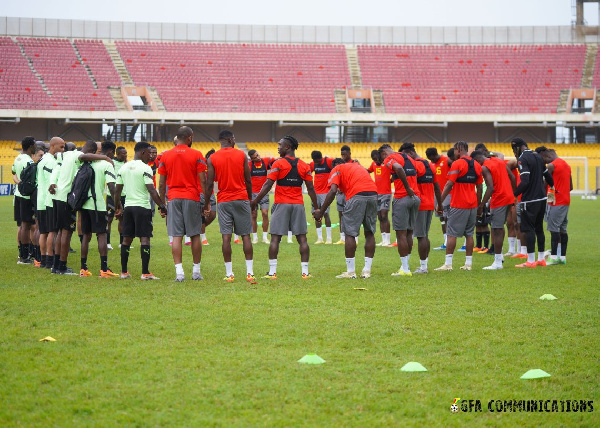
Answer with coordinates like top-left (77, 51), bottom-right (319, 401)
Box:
top-left (17, 196), bottom-right (35, 223)
top-left (122, 206), bottom-right (153, 238)
top-left (520, 200), bottom-right (546, 233)
top-left (37, 210), bottom-right (49, 235)
top-left (46, 204), bottom-right (59, 233)
top-left (55, 200), bottom-right (77, 232)
top-left (14, 197), bottom-right (21, 225)
top-left (81, 209), bottom-right (108, 234)
top-left (107, 195), bottom-right (115, 219)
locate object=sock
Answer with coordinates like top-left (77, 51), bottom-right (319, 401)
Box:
top-left (53, 254), bottom-right (60, 270)
top-left (253, 233), bottom-right (258, 240)
top-left (443, 233), bottom-right (448, 246)
top-left (28, 243), bottom-right (34, 258)
top-left (345, 257), bottom-right (356, 273)
top-left (120, 245), bottom-right (130, 273)
top-left (364, 257), bottom-right (373, 271)
top-left (537, 252), bottom-right (545, 262)
top-left (326, 227), bottom-right (332, 241)
top-left (401, 256), bottom-right (409, 272)
top-left (41, 254), bottom-right (47, 266)
top-left (141, 245), bottom-right (150, 275)
top-left (175, 263), bottom-right (184, 276)
top-left (81, 257), bottom-right (88, 270)
top-left (169, 235), bottom-right (173, 244)
top-left (420, 258), bottom-right (428, 270)
top-left (225, 262), bottom-right (233, 276)
top-left (184, 236), bottom-right (191, 244)
top-left (107, 231), bottom-right (111, 245)
top-left (557, 243), bottom-right (562, 258)
top-left (59, 260), bottom-right (67, 271)
top-left (508, 237), bottom-right (516, 253)
top-left (245, 259), bottom-right (254, 275)
top-left (263, 232), bottom-right (268, 240)
top-left (560, 233), bottom-right (568, 257)
top-left (268, 259), bottom-right (277, 275)
top-left (201, 233), bottom-right (207, 241)
top-left (516, 239), bottom-right (521, 251)
top-left (316, 228), bottom-right (323, 240)
top-left (407, 253), bottom-right (411, 263)
top-left (35, 245), bottom-right (41, 262)
top-left (100, 256), bottom-right (108, 271)
top-left (78, 234), bottom-right (83, 244)
top-left (527, 253), bottom-right (535, 264)
top-left (380, 232), bottom-right (386, 244)
top-left (120, 234), bottom-right (124, 245)
top-left (287, 231), bottom-right (292, 240)
top-left (193, 263), bottom-right (201, 275)
top-left (494, 253), bottom-right (503, 265)
top-left (19, 243), bottom-right (25, 259)
top-left (483, 232), bottom-right (490, 248)
top-left (476, 232), bottom-right (482, 248)
top-left (340, 232), bottom-right (345, 241)
top-left (465, 255), bottom-right (473, 266)
top-left (301, 262), bottom-right (309, 275)
top-left (445, 254), bottom-right (454, 266)
top-left (520, 245), bottom-right (527, 255)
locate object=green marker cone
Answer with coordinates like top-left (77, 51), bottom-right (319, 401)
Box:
top-left (257, 221), bottom-right (262, 226)
top-left (331, 223), bottom-right (340, 228)
top-left (306, 222), bottom-right (311, 226)
top-left (400, 362), bottom-right (428, 372)
top-left (520, 369), bottom-right (551, 379)
top-left (298, 354), bottom-right (326, 364)
top-left (539, 294), bottom-right (558, 300)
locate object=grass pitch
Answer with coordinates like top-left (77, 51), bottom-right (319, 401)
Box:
top-left (0, 196), bottom-right (598, 426)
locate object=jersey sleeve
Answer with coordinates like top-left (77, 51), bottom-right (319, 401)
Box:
top-left (328, 166), bottom-right (342, 188)
top-left (309, 161), bottom-right (315, 172)
top-left (105, 163), bottom-right (116, 184)
top-left (299, 161), bottom-right (313, 182)
top-left (367, 162), bottom-right (374, 173)
top-left (197, 153), bottom-right (207, 173)
top-left (157, 153), bottom-right (167, 175)
top-left (327, 158), bottom-right (334, 169)
top-left (266, 159), bottom-right (283, 181)
top-left (475, 162), bottom-right (483, 185)
top-left (517, 156), bottom-right (531, 177)
top-left (143, 165), bottom-right (154, 186)
top-left (447, 159), bottom-right (464, 182)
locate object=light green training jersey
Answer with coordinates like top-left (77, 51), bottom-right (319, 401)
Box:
top-left (55, 151), bottom-right (84, 203)
top-left (116, 160), bottom-right (154, 209)
top-left (82, 160), bottom-right (116, 212)
top-left (113, 160), bottom-right (126, 196)
top-left (12, 153), bottom-right (33, 199)
top-left (36, 153), bottom-right (58, 209)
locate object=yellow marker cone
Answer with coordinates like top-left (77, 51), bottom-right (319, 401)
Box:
top-left (39, 336), bottom-right (57, 342)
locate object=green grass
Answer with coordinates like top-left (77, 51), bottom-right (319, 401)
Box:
top-left (0, 196), bottom-right (599, 426)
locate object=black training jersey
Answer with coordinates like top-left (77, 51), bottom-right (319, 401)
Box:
top-left (514, 149), bottom-right (553, 202)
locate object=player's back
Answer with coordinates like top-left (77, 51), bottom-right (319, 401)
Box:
top-left (211, 147), bottom-right (248, 202)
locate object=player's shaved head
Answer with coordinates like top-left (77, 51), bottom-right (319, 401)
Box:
top-left (49, 136), bottom-right (65, 155)
top-left (82, 140), bottom-right (98, 154)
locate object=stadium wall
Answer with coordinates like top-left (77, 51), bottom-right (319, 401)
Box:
top-left (2, 17), bottom-right (599, 44)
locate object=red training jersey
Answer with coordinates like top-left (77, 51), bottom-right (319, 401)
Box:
top-left (550, 157), bottom-right (571, 206)
top-left (383, 152), bottom-right (424, 199)
top-left (157, 145), bottom-right (206, 201)
top-left (249, 157), bottom-right (275, 193)
top-left (267, 156), bottom-right (312, 204)
top-left (447, 156), bottom-right (483, 209)
top-left (483, 157), bottom-right (514, 209)
top-left (310, 157), bottom-right (334, 194)
top-left (368, 161), bottom-right (392, 195)
top-left (328, 162), bottom-right (377, 201)
top-left (210, 147), bottom-right (249, 202)
top-left (431, 155), bottom-right (450, 190)
top-left (414, 157), bottom-right (438, 211)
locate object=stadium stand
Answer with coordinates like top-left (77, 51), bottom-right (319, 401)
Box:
top-left (357, 45), bottom-right (587, 114)
top-left (115, 42), bottom-right (351, 113)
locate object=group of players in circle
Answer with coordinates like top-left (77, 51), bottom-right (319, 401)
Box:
top-left (12, 127), bottom-right (571, 282)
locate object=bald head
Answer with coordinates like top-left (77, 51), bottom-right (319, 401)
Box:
top-left (49, 137), bottom-right (65, 155)
top-left (65, 142), bottom-right (76, 152)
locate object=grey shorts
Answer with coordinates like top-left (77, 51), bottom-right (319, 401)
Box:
top-left (377, 194), bottom-right (392, 212)
top-left (252, 192), bottom-right (270, 210)
top-left (490, 205), bottom-right (510, 229)
top-left (167, 199), bottom-right (203, 237)
top-left (312, 193), bottom-right (331, 215)
top-left (270, 203), bottom-right (307, 236)
top-left (546, 204), bottom-right (569, 233)
top-left (447, 207), bottom-right (477, 238)
top-left (434, 194), bottom-right (451, 218)
top-left (200, 193), bottom-right (217, 212)
top-left (392, 195), bottom-right (421, 231)
top-left (414, 210), bottom-right (433, 238)
top-left (516, 201), bottom-right (522, 223)
top-left (336, 193), bottom-right (346, 212)
top-left (342, 195), bottom-right (378, 237)
top-left (217, 200), bottom-right (252, 236)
